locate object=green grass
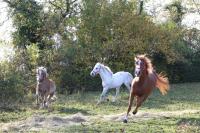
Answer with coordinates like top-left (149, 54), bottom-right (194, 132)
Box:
top-left (1, 82), bottom-right (200, 132)
top-left (58, 114), bottom-right (200, 133)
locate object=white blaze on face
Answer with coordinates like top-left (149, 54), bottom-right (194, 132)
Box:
top-left (36, 67), bottom-right (47, 82)
top-left (135, 59), bottom-right (142, 77)
top-left (90, 63), bottom-right (101, 77)
top-left (36, 69), bottom-right (42, 82)
top-left (36, 69), bottom-right (39, 81)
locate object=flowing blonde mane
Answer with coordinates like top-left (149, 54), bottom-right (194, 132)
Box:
top-left (37, 67), bottom-right (48, 78)
top-left (137, 54), bottom-right (153, 74)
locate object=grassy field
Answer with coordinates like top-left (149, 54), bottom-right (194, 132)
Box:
top-left (1, 82), bottom-right (200, 132)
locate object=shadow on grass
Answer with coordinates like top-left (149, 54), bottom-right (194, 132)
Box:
top-left (0, 106), bottom-right (25, 112)
top-left (177, 117), bottom-right (200, 126)
top-left (58, 107), bottom-right (91, 115)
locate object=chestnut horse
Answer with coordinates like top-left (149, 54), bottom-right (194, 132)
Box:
top-left (36, 67), bottom-right (56, 108)
top-left (123, 54), bottom-right (169, 123)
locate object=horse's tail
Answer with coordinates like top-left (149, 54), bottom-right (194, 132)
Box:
top-left (128, 72), bottom-right (133, 81)
top-left (126, 72), bottom-right (133, 85)
top-left (124, 72), bottom-right (133, 91)
top-left (155, 72), bottom-right (170, 95)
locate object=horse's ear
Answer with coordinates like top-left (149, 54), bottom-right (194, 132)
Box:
top-left (99, 57), bottom-right (106, 64)
top-left (96, 62), bottom-right (101, 66)
top-left (44, 68), bottom-right (48, 76)
top-left (44, 67), bottom-right (47, 73)
top-left (135, 56), bottom-right (138, 61)
top-left (103, 57), bottom-right (106, 63)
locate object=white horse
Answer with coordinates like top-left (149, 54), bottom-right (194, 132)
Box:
top-left (90, 62), bottom-right (133, 104)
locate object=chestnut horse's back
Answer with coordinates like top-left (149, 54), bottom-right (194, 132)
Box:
top-left (155, 72), bottom-right (170, 95)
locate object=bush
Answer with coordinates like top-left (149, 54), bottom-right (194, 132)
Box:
top-left (0, 61), bottom-right (24, 108)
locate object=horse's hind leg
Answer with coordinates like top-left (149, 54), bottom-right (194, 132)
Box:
top-left (113, 87), bottom-right (120, 102)
top-left (123, 92), bottom-right (134, 123)
top-left (132, 95), bottom-right (148, 114)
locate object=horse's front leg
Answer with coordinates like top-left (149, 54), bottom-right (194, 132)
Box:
top-left (132, 95), bottom-right (148, 114)
top-left (43, 93), bottom-right (49, 108)
top-left (36, 94), bottom-right (39, 105)
top-left (123, 91), bottom-right (134, 123)
top-left (97, 88), bottom-right (108, 105)
top-left (39, 95), bottom-right (45, 108)
top-left (36, 84), bottom-right (39, 105)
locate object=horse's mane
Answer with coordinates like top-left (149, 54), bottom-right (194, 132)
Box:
top-left (104, 66), bottom-right (113, 74)
top-left (100, 63), bottom-right (113, 75)
top-left (137, 54), bottom-right (153, 74)
top-left (37, 67), bottom-right (48, 78)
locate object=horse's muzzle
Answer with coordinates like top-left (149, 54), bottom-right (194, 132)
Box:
top-left (134, 70), bottom-right (140, 77)
top-left (90, 72), bottom-right (96, 77)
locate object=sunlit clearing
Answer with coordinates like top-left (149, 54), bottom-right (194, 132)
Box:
top-left (0, 44), bottom-right (14, 62)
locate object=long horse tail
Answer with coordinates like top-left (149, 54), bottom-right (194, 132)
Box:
top-left (124, 72), bottom-right (133, 92)
top-left (128, 72), bottom-right (134, 81)
top-left (155, 72), bottom-right (170, 95)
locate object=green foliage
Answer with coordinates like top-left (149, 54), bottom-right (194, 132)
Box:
top-left (75, 0), bottom-right (183, 84)
top-left (2, 0), bottom-right (200, 95)
top-left (165, 0), bottom-right (185, 26)
top-left (26, 43), bottom-right (39, 68)
top-left (0, 61), bottom-right (24, 108)
top-left (10, 0), bottom-right (44, 48)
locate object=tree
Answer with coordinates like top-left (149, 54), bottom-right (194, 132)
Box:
top-left (4, 0), bottom-right (44, 48)
top-left (165, 1), bottom-right (185, 26)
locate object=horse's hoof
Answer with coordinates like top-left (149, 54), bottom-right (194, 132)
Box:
top-left (36, 104), bottom-right (40, 107)
top-left (96, 102), bottom-right (100, 105)
top-left (44, 104), bottom-right (49, 109)
top-left (48, 108), bottom-right (53, 112)
top-left (106, 98), bottom-right (109, 102)
top-left (123, 119), bottom-right (128, 123)
top-left (132, 111), bottom-right (137, 115)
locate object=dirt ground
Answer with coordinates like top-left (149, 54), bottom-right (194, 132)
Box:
top-left (1, 110), bottom-right (199, 132)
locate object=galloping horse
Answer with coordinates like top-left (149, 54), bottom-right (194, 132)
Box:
top-left (36, 67), bottom-right (56, 108)
top-left (123, 55), bottom-right (169, 123)
top-left (90, 63), bottom-right (133, 104)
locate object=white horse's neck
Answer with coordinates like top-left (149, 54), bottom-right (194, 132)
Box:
top-left (99, 65), bottom-right (113, 83)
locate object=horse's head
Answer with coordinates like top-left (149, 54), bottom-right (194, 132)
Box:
top-left (90, 62), bottom-right (102, 77)
top-left (134, 55), bottom-right (147, 77)
top-left (36, 67), bottom-right (48, 82)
